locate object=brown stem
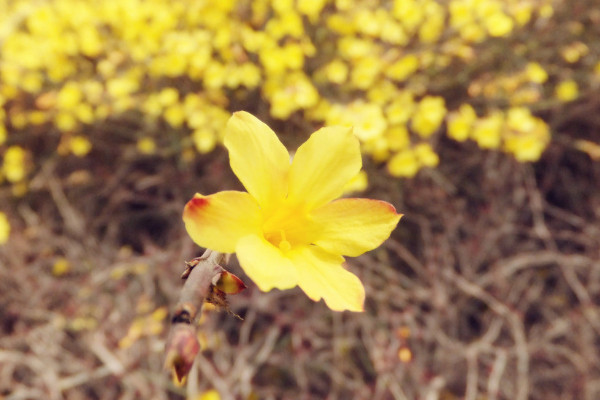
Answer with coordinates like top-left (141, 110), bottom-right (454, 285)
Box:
top-left (175, 249), bottom-right (225, 323)
top-left (164, 249), bottom-right (225, 383)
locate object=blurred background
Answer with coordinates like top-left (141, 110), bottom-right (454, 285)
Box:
top-left (1, 0), bottom-right (599, 399)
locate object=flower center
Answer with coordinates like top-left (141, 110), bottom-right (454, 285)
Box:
top-left (265, 229), bottom-right (292, 252)
top-left (262, 201), bottom-right (320, 252)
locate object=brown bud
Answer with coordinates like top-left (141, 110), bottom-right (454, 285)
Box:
top-left (164, 324), bottom-right (200, 383)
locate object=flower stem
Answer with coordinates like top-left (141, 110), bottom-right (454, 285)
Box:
top-left (164, 249), bottom-right (225, 383)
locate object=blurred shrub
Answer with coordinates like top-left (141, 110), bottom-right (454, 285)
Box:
top-left (1, 0), bottom-right (599, 224)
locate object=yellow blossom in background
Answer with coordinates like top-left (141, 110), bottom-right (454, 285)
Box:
top-left (504, 107), bottom-right (550, 161)
top-left (506, 107), bottom-right (536, 132)
top-left (0, 212), bottom-right (10, 244)
top-left (460, 22), bottom-right (486, 43)
top-left (414, 143), bottom-right (439, 167)
top-left (387, 125), bottom-right (411, 151)
top-left (350, 56), bottom-right (382, 89)
top-left (471, 111), bottom-right (503, 149)
top-left (195, 389), bottom-right (221, 400)
top-left (486, 12), bottom-right (514, 37)
top-left (449, 0), bottom-right (472, 28)
top-left (57, 82), bottom-right (83, 110)
top-left (447, 103), bottom-right (477, 142)
top-left (386, 92), bottom-right (415, 125)
top-left (137, 137), bottom-right (157, 155)
top-left (183, 112), bottom-right (401, 311)
top-left (388, 149), bottom-right (419, 178)
top-left (386, 55), bottom-right (419, 82)
top-left (265, 72), bottom-right (319, 119)
top-left (158, 88), bottom-right (179, 107)
top-left (363, 136), bottom-right (390, 162)
top-left (504, 129), bottom-right (548, 161)
top-left (393, 0), bottom-right (425, 34)
top-left (2, 146), bottom-right (27, 182)
top-left (513, 3), bottom-right (533, 25)
top-left (297, 0), bottom-right (328, 23)
top-left (54, 111), bottom-right (77, 132)
top-left (561, 42), bottom-right (588, 64)
top-left (525, 62), bottom-right (548, 84)
top-left (164, 104), bottom-right (186, 128)
top-left (327, 101), bottom-right (387, 141)
top-left (192, 129), bottom-right (217, 154)
top-left (419, 2), bottom-right (445, 43)
top-left (52, 257), bottom-right (71, 276)
top-left (69, 136), bottom-right (92, 157)
top-left (411, 96), bottom-right (446, 138)
top-left (322, 59), bottom-right (349, 84)
top-left (0, 0), bottom-right (586, 197)
top-left (555, 80), bottom-right (579, 102)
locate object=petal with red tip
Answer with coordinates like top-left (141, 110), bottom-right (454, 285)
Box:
top-left (183, 191), bottom-right (261, 253)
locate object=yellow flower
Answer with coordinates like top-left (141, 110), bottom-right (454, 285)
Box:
top-left (52, 257), bottom-right (71, 276)
top-left (350, 56), bottom-right (381, 90)
top-left (485, 12), bottom-right (514, 37)
top-left (525, 62), bottom-right (548, 84)
top-left (183, 112), bottom-right (401, 311)
top-left (327, 101), bottom-right (387, 141)
top-left (265, 72), bottom-right (319, 119)
top-left (386, 55), bottom-right (419, 82)
top-left (447, 103), bottom-right (476, 141)
top-left (387, 149), bottom-right (419, 177)
top-left (322, 59), bottom-right (349, 84)
top-left (137, 137), bottom-right (157, 155)
top-left (419, 3), bottom-right (445, 43)
top-left (3, 146), bottom-right (27, 182)
top-left (57, 82), bottom-right (83, 110)
top-left (297, 0), bottom-right (327, 23)
top-left (393, 0), bottom-right (424, 34)
top-left (411, 96), bottom-right (446, 138)
top-left (471, 111), bottom-right (503, 149)
top-left (69, 136), bottom-right (92, 157)
top-left (387, 125), bottom-right (410, 151)
top-left (414, 143), bottom-right (439, 167)
top-left (192, 129), bottom-right (217, 154)
top-left (555, 80), bottom-right (579, 102)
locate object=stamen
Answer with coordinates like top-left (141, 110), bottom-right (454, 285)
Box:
top-left (278, 230), bottom-right (291, 252)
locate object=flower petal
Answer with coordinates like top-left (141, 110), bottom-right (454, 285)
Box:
top-left (311, 198), bottom-right (402, 257)
top-left (183, 191), bottom-right (261, 253)
top-left (224, 112), bottom-right (290, 210)
top-left (288, 246), bottom-right (365, 312)
top-left (236, 234), bottom-right (298, 291)
top-left (287, 126), bottom-right (362, 210)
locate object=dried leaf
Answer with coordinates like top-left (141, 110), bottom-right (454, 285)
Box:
top-left (206, 286), bottom-right (243, 320)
